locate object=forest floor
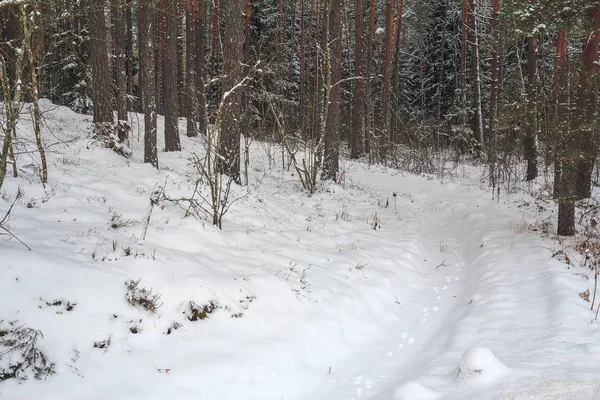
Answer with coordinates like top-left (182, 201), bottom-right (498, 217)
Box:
top-left (1, 102), bottom-right (600, 399)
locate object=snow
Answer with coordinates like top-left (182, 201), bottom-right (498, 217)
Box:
top-left (1, 100), bottom-right (600, 399)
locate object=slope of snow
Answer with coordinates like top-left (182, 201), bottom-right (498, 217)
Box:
top-left (1, 101), bottom-right (600, 399)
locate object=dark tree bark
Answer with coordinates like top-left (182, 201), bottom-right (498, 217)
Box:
top-left (487, 0), bottom-right (501, 168)
top-left (459, 0), bottom-right (468, 129)
top-left (380, 0), bottom-right (395, 161)
top-left (137, 0), bottom-right (145, 112)
top-left (574, 7), bottom-right (600, 200)
top-left (390, 0), bottom-right (404, 144)
top-left (125, 0), bottom-right (134, 111)
top-left (89, 0), bottom-right (113, 124)
top-left (525, 34), bottom-right (539, 181)
top-left (212, 0), bottom-right (221, 62)
top-left (469, 0), bottom-right (483, 151)
top-left (220, 0), bottom-right (244, 182)
top-left (141, 0), bottom-right (158, 168)
top-left (364, 0), bottom-right (375, 157)
top-left (350, 0), bottom-right (365, 159)
top-left (157, 0), bottom-right (167, 115)
top-left (177, 1), bottom-right (186, 117)
top-left (244, 0), bottom-right (251, 61)
top-left (111, 0), bottom-right (128, 121)
top-left (164, 0), bottom-right (181, 151)
top-left (322, 0), bottom-right (342, 181)
top-left (554, 28), bottom-right (572, 236)
top-left (196, 0), bottom-right (207, 135)
top-left (185, 0), bottom-right (198, 137)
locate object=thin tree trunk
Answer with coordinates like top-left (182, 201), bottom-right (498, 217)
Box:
top-left (125, 0), bottom-right (134, 111)
top-left (300, 0), bottom-right (306, 139)
top-left (469, 0), bottom-right (483, 152)
top-left (186, 0), bottom-right (198, 137)
top-left (177, 1), bottom-right (186, 117)
top-left (322, 0), bottom-right (342, 181)
top-left (365, 0), bottom-right (375, 158)
top-left (212, 0), bottom-right (221, 61)
top-left (111, 0), bottom-right (128, 122)
top-left (156, 0), bottom-right (167, 115)
top-left (436, 0), bottom-right (448, 141)
top-left (574, 7), bottom-right (600, 199)
top-left (380, 0), bottom-right (395, 161)
top-left (141, 0), bottom-right (158, 168)
top-left (460, 0), bottom-right (468, 98)
top-left (390, 0), bottom-right (404, 144)
top-left (164, 0), bottom-right (181, 151)
top-left (487, 0), bottom-right (501, 172)
top-left (220, 0), bottom-right (244, 182)
top-left (525, 34), bottom-right (539, 181)
top-left (138, 0), bottom-right (145, 112)
top-left (196, 0), bottom-right (207, 135)
top-left (350, 0), bottom-right (365, 159)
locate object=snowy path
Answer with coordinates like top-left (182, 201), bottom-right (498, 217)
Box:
top-left (307, 170), bottom-right (600, 400)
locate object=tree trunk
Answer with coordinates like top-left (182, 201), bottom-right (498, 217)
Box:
top-left (390, 0), bottom-right (404, 144)
top-left (379, 0), bottom-right (395, 161)
top-left (111, 0), bottom-right (128, 122)
top-left (125, 0), bottom-right (134, 111)
top-left (574, 7), bottom-right (600, 200)
top-left (350, 0), bottom-right (365, 159)
top-left (220, 0), bottom-right (244, 182)
top-left (469, 0), bottom-right (483, 152)
top-left (487, 0), bottom-right (500, 170)
top-left (558, 201), bottom-right (575, 236)
top-left (460, 0), bottom-right (468, 115)
top-left (554, 28), bottom-right (573, 235)
top-left (525, 34), bottom-right (539, 181)
top-left (322, 0), bottom-right (342, 181)
top-left (141, 0), bottom-right (158, 168)
top-left (196, 0), bottom-right (207, 135)
top-left (177, 1), bottom-right (186, 117)
top-left (365, 0), bottom-right (375, 158)
top-left (155, 0), bottom-right (167, 115)
top-left (89, 0), bottom-right (113, 124)
top-left (164, 0), bottom-right (181, 151)
top-left (186, 0), bottom-right (198, 137)
top-left (435, 0), bottom-right (447, 142)
top-left (212, 0), bottom-right (221, 61)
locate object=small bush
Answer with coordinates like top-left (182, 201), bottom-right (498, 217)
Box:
top-left (0, 323), bottom-right (55, 382)
top-left (125, 279), bottom-right (162, 313)
top-left (109, 212), bottom-right (135, 229)
top-left (93, 337), bottom-right (111, 349)
top-left (186, 301), bottom-right (218, 321)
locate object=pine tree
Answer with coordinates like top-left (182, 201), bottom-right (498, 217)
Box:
top-left (164, 2), bottom-right (181, 151)
top-left (89, 0), bottom-right (113, 124)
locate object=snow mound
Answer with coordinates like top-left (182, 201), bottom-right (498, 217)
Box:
top-left (393, 380), bottom-right (442, 400)
top-left (457, 346), bottom-right (510, 384)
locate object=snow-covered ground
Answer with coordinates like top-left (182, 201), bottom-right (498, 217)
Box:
top-left (1, 101), bottom-right (600, 400)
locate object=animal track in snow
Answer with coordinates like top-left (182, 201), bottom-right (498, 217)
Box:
top-left (407, 337), bottom-right (416, 344)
